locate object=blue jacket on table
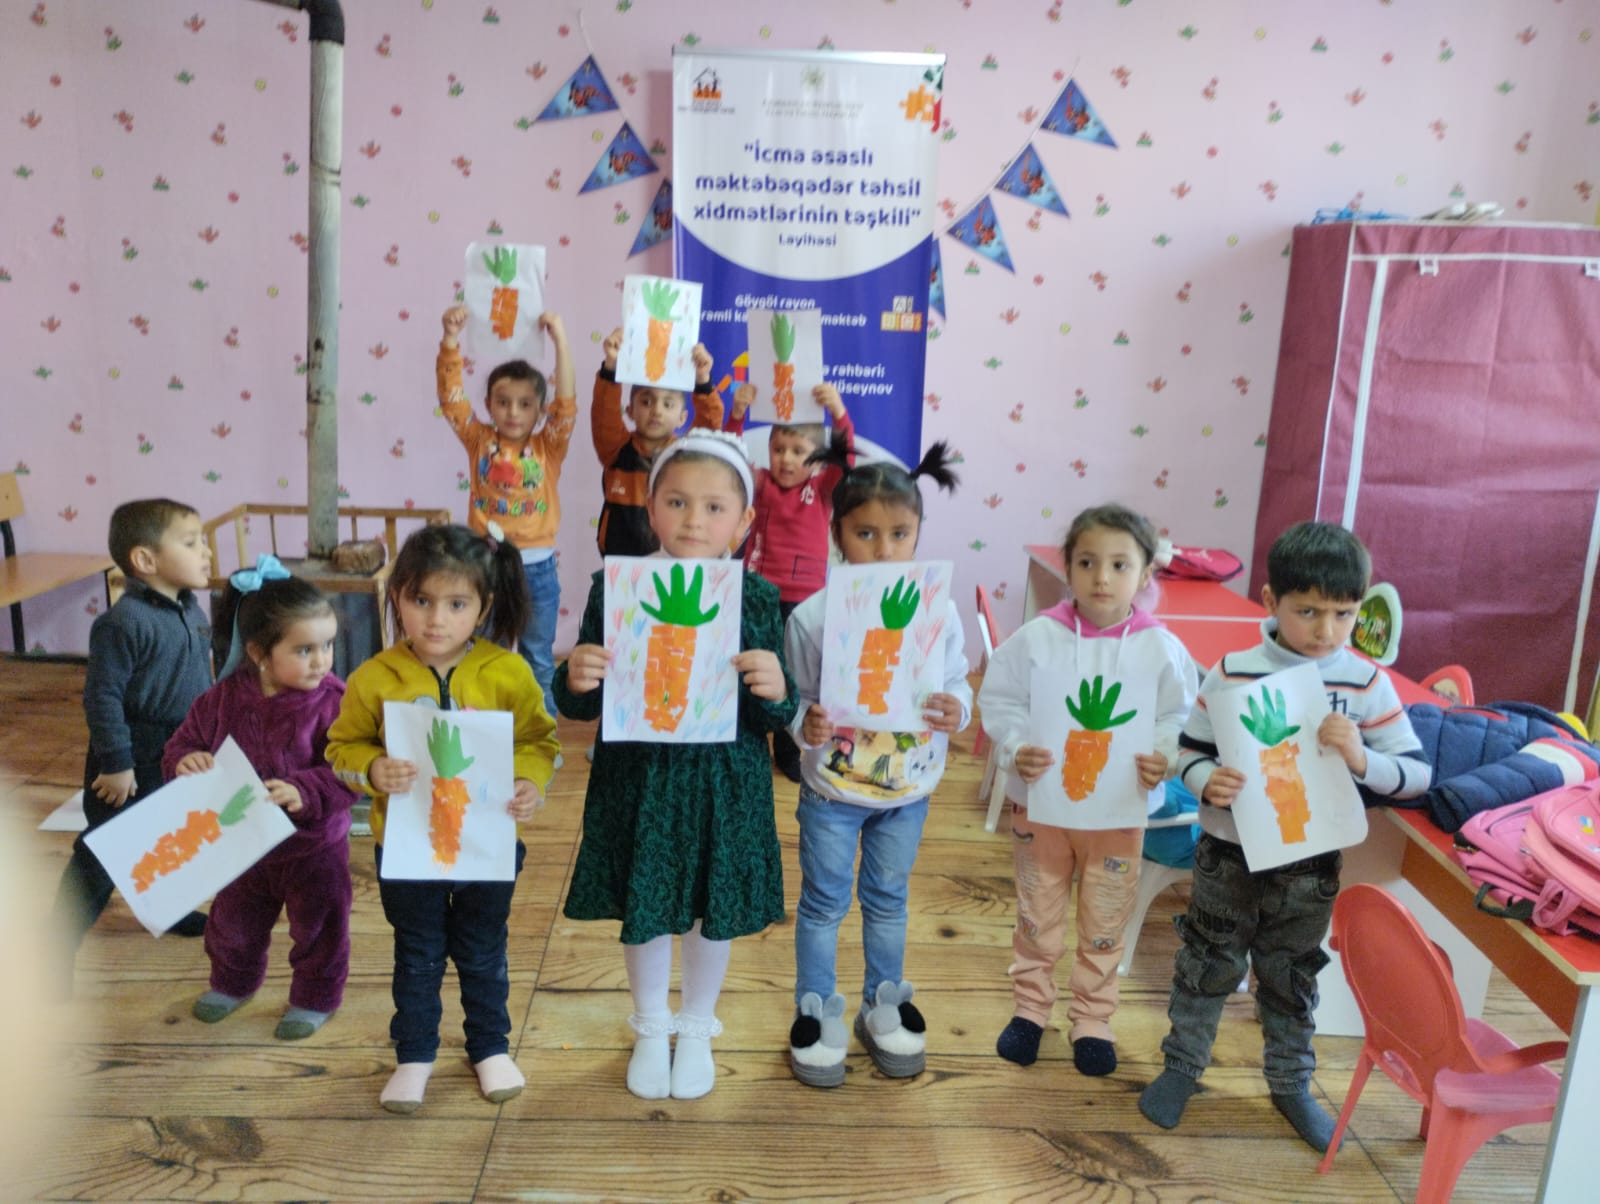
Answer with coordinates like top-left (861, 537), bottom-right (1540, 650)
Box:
top-left (1402, 702), bottom-right (1598, 833)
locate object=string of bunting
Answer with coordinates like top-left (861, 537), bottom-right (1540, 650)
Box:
top-left (941, 68), bottom-right (1117, 301)
top-left (533, 27), bottom-right (674, 258)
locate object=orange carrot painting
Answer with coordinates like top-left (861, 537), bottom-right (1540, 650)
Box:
top-left (639, 563), bottom-right (721, 733)
top-left (427, 718), bottom-right (475, 867)
top-left (1061, 676), bottom-right (1136, 800)
top-left (640, 279), bottom-right (680, 381)
top-left (130, 784), bottom-right (256, 894)
top-left (1240, 686), bottom-right (1310, 843)
top-left (858, 577), bottom-right (920, 716)
top-left (770, 313), bottom-right (797, 420)
top-left (482, 247), bottom-right (520, 340)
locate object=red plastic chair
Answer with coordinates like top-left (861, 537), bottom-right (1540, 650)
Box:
top-left (973, 584), bottom-right (1008, 832)
top-left (1318, 884), bottom-right (1566, 1201)
top-left (1419, 664), bottom-right (1475, 706)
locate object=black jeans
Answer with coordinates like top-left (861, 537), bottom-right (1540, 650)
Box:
top-left (375, 840), bottom-right (526, 1064)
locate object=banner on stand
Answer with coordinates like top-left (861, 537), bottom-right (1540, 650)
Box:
top-left (673, 49), bottom-right (943, 465)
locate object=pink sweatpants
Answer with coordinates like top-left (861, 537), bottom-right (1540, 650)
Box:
top-left (1007, 806), bottom-right (1142, 1044)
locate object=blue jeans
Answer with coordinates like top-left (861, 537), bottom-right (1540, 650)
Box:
top-left (519, 556), bottom-right (559, 720)
top-left (794, 786), bottom-right (928, 1007)
top-left (1159, 834), bottom-right (1340, 1094)
top-left (375, 840), bottom-right (525, 1064)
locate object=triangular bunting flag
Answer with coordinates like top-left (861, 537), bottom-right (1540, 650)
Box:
top-left (945, 196), bottom-right (1013, 272)
top-left (537, 55), bottom-right (620, 121)
top-left (629, 179), bottom-right (673, 257)
top-left (995, 143), bottom-right (1069, 216)
top-left (928, 239), bottom-right (946, 318)
top-left (1040, 78), bottom-right (1117, 148)
top-left (579, 122), bottom-right (659, 194)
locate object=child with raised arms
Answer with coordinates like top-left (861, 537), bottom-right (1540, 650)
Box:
top-left (326, 524), bottom-right (559, 1114)
top-left (164, 568), bottom-right (355, 1039)
top-left (782, 433), bottom-right (969, 1086)
top-left (437, 304), bottom-right (576, 722)
top-left (977, 504), bottom-right (1198, 1077)
top-left (555, 429), bottom-right (796, 1101)
top-left (725, 381), bottom-right (856, 781)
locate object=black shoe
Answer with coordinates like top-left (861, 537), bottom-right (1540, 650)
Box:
top-left (168, 910), bottom-right (208, 937)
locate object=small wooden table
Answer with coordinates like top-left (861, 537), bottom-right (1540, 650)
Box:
top-left (1, 472), bottom-right (120, 656)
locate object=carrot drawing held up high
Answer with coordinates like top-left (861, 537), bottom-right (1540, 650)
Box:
top-left (641, 279), bottom-right (680, 381)
top-left (1239, 686), bottom-right (1310, 843)
top-left (858, 576), bottom-right (920, 716)
top-left (483, 247), bottom-right (520, 340)
top-left (1061, 675), bottom-right (1135, 800)
top-left (131, 784), bottom-right (256, 894)
top-left (640, 563), bottom-right (721, 733)
top-left (427, 718), bottom-right (475, 868)
top-left (770, 313), bottom-right (797, 420)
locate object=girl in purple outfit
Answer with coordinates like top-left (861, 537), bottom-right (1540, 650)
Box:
top-left (163, 568), bottom-right (356, 1039)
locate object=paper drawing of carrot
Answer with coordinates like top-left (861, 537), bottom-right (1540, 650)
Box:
top-left (427, 718), bottom-right (475, 867)
top-left (130, 784), bottom-right (255, 894)
top-left (641, 279), bottom-right (679, 381)
top-left (482, 247), bottom-right (520, 340)
top-left (1239, 686), bottom-right (1309, 843)
top-left (1061, 676), bottom-right (1136, 800)
top-left (770, 313), bottom-right (796, 420)
top-left (858, 576), bottom-right (920, 716)
top-left (640, 563), bottom-right (720, 732)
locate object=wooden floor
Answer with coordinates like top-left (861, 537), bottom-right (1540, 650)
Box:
top-left (2, 659), bottom-right (1563, 1202)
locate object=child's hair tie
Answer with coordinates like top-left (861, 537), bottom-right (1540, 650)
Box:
top-left (484, 519), bottom-right (506, 554)
top-left (220, 553), bottom-right (291, 676)
top-left (648, 428), bottom-right (755, 504)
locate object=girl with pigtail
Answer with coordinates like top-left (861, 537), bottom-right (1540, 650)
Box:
top-left (782, 433), bottom-right (972, 1087)
top-left (326, 524), bottom-right (559, 1114)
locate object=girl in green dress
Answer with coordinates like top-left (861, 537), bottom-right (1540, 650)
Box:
top-left (554, 430), bottom-right (797, 1100)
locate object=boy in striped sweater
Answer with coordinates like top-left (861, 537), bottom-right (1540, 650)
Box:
top-left (1138, 521), bottom-right (1431, 1154)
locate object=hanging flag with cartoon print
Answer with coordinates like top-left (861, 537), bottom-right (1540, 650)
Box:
top-left (1040, 78), bottom-right (1117, 148)
top-left (536, 54), bottom-right (621, 121)
top-left (629, 178), bottom-right (674, 257)
top-left (1025, 668), bottom-right (1155, 829)
top-left (1210, 662), bottom-right (1367, 871)
top-left (580, 122), bottom-right (659, 193)
top-left (946, 196), bottom-right (1014, 272)
top-left (995, 144), bottom-right (1069, 217)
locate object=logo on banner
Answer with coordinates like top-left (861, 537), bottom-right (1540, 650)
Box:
top-left (691, 67), bottom-right (724, 111)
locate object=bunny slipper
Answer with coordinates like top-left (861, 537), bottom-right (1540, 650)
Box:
top-left (789, 991), bottom-right (849, 1087)
top-left (854, 980), bottom-right (926, 1078)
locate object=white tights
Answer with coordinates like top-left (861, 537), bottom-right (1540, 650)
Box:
top-left (621, 922), bottom-right (730, 1099)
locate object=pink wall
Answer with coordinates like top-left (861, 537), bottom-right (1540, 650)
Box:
top-left (5, 0), bottom-right (1597, 656)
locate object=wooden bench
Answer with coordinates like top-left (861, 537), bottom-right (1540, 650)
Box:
top-left (201, 503), bottom-right (451, 650)
top-left (0, 472), bottom-right (122, 655)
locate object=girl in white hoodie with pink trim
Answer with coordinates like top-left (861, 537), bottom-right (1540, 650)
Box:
top-left (977, 504), bottom-right (1197, 1077)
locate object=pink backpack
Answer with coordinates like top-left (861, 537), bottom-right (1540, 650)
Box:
top-left (1523, 782), bottom-right (1600, 935)
top-left (1453, 797), bottom-right (1600, 937)
top-left (1156, 545), bottom-right (1243, 583)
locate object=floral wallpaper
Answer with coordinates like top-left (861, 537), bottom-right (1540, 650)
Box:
top-left (4, 0), bottom-right (1597, 655)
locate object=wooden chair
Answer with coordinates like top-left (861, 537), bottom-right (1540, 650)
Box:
top-left (0, 471), bottom-right (121, 655)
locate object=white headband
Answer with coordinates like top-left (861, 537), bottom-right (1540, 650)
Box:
top-left (648, 429), bottom-right (755, 505)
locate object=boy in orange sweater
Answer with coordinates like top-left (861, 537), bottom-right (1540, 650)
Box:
top-left (437, 305), bottom-right (576, 722)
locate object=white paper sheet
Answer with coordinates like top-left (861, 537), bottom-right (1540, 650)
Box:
top-left (380, 703), bottom-right (516, 881)
top-left (463, 242), bottom-right (547, 368)
top-left (1209, 661), bottom-right (1368, 871)
top-left (616, 274), bottom-right (702, 390)
top-left (819, 561), bottom-right (954, 732)
top-left (1024, 667), bottom-right (1156, 830)
top-left (743, 308), bottom-right (825, 426)
top-left (83, 737), bottom-right (294, 937)
top-left (601, 556), bottom-right (744, 744)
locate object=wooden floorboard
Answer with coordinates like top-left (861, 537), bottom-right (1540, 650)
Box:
top-left (3, 660), bottom-right (1563, 1201)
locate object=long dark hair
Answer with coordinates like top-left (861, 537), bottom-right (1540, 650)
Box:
top-left (387, 524), bottom-right (530, 648)
top-left (809, 430), bottom-right (960, 534)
